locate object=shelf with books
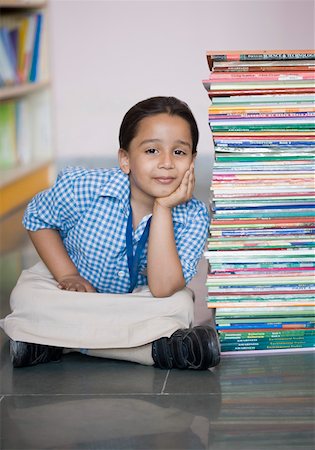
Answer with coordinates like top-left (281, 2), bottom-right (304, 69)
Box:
top-left (0, 0), bottom-right (53, 219)
top-left (203, 49), bottom-right (315, 355)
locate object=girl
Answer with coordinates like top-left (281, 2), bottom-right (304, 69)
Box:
top-left (1, 96), bottom-right (220, 370)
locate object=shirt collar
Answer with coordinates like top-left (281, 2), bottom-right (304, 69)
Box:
top-left (98, 167), bottom-right (130, 213)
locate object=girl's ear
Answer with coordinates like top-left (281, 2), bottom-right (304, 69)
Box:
top-left (118, 148), bottom-right (130, 174)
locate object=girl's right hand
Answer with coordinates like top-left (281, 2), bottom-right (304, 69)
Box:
top-left (57, 274), bottom-right (96, 292)
top-left (155, 162), bottom-right (195, 209)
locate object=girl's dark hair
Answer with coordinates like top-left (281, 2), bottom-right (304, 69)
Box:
top-left (119, 96), bottom-right (199, 153)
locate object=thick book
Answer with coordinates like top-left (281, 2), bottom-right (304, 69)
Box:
top-left (209, 112), bottom-right (315, 120)
top-left (205, 71), bottom-right (315, 81)
top-left (215, 305), bottom-right (315, 317)
top-left (207, 50), bottom-right (315, 69)
top-left (204, 80), bottom-right (315, 91)
top-left (212, 61), bottom-right (315, 73)
top-left (208, 87), bottom-right (315, 98)
top-left (211, 93), bottom-right (315, 104)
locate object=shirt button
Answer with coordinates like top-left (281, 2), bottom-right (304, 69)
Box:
top-left (118, 271), bottom-right (125, 278)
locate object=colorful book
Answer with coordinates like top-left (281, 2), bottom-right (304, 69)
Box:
top-left (0, 101), bottom-right (17, 169)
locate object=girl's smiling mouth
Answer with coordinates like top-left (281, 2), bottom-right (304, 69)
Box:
top-left (153, 177), bottom-right (176, 184)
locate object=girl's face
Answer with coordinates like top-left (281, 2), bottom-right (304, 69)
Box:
top-left (119, 113), bottom-right (195, 205)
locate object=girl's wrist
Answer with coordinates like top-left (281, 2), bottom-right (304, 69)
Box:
top-left (153, 198), bottom-right (172, 212)
top-left (57, 271), bottom-right (80, 283)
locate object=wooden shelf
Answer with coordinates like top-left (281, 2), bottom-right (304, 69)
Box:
top-left (0, 160), bottom-right (54, 217)
top-left (0, 80), bottom-right (50, 101)
top-left (0, 206), bottom-right (28, 254)
top-left (0, 158), bottom-right (52, 188)
top-left (0, 1), bottom-right (47, 8)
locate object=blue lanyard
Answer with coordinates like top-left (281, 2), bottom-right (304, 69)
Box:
top-left (126, 207), bottom-right (152, 293)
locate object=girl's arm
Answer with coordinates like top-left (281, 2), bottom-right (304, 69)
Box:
top-left (28, 229), bottom-right (96, 292)
top-left (147, 164), bottom-right (194, 297)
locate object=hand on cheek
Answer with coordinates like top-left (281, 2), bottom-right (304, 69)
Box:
top-left (156, 162), bottom-right (195, 209)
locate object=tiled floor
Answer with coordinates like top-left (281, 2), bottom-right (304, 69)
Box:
top-left (1, 218), bottom-right (314, 449)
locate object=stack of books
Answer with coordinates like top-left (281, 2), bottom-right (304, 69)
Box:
top-left (203, 50), bottom-right (315, 354)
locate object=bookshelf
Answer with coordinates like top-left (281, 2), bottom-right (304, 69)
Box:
top-left (0, 0), bottom-right (53, 218)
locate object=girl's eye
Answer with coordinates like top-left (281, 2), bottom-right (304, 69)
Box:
top-left (145, 148), bottom-right (158, 154)
top-left (174, 149), bottom-right (186, 155)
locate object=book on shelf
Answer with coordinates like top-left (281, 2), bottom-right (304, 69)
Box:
top-left (29, 12), bottom-right (42, 82)
top-left (16, 93), bottom-right (32, 164)
top-left (0, 28), bottom-right (17, 85)
top-left (0, 100), bottom-right (17, 169)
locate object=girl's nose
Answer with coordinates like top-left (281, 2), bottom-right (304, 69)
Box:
top-left (158, 153), bottom-right (174, 169)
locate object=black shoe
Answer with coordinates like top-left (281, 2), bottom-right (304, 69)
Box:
top-left (152, 325), bottom-right (220, 370)
top-left (10, 339), bottom-right (64, 368)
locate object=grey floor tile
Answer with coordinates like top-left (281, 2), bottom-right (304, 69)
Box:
top-left (1, 394), bottom-right (220, 450)
top-left (164, 367), bottom-right (222, 395)
top-left (1, 338), bottom-right (166, 396)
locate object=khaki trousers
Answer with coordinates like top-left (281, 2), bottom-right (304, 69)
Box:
top-left (0, 262), bottom-right (194, 365)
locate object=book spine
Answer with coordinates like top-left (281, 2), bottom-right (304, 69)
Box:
top-left (221, 340), bottom-right (315, 351)
top-left (29, 14), bottom-right (42, 82)
top-left (210, 52), bottom-right (315, 62)
top-left (209, 112), bottom-right (315, 119)
top-left (0, 101), bottom-right (17, 169)
top-left (219, 329), bottom-right (315, 337)
top-left (208, 88), bottom-right (315, 97)
top-left (216, 321), bottom-right (314, 332)
top-left (208, 71), bottom-right (315, 81)
top-left (213, 64), bottom-right (315, 72)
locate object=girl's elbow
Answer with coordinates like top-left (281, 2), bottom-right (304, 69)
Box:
top-left (149, 280), bottom-right (186, 298)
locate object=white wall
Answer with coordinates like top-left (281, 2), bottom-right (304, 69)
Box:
top-left (48, 0), bottom-right (315, 199)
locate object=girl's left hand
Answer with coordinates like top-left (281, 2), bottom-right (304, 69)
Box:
top-left (155, 162), bottom-right (195, 209)
top-left (57, 274), bottom-right (96, 292)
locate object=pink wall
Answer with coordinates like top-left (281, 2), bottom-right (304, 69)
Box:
top-left (49, 0), bottom-right (315, 164)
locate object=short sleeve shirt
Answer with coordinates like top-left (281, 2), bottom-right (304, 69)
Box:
top-left (23, 166), bottom-right (210, 293)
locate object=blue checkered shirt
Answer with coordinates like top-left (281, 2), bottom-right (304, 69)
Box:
top-left (23, 166), bottom-right (210, 293)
